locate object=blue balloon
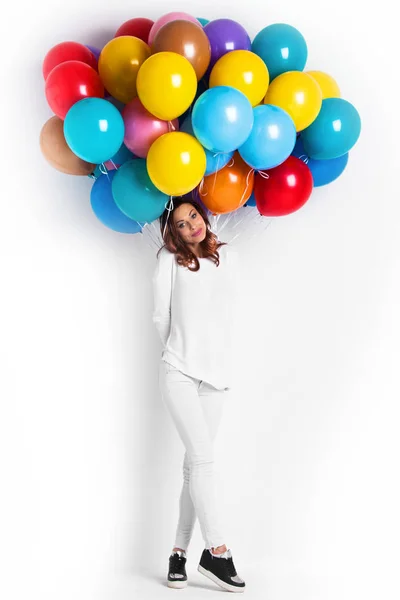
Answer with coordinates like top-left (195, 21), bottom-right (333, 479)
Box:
top-left (197, 17), bottom-right (209, 26)
top-left (301, 98), bottom-right (361, 160)
top-left (64, 98), bottom-right (125, 164)
top-left (292, 138), bottom-right (349, 187)
top-left (245, 191), bottom-right (256, 207)
top-left (112, 160), bottom-right (168, 223)
top-left (90, 170), bottom-right (143, 234)
top-left (252, 24), bottom-right (308, 80)
top-left (192, 86), bottom-right (254, 153)
top-left (180, 116), bottom-right (233, 176)
top-left (238, 105), bottom-right (296, 170)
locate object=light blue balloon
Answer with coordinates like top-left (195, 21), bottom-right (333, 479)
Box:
top-left (197, 17), bottom-right (209, 26)
top-left (192, 86), bottom-right (254, 153)
top-left (238, 105), bottom-right (296, 170)
top-left (180, 116), bottom-right (233, 175)
top-left (292, 138), bottom-right (349, 186)
top-left (301, 98), bottom-right (361, 160)
top-left (112, 160), bottom-right (168, 223)
top-left (252, 23), bottom-right (308, 80)
top-left (64, 98), bottom-right (125, 164)
top-left (90, 170), bottom-right (143, 234)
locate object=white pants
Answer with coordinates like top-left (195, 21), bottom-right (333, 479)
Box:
top-left (158, 359), bottom-right (227, 551)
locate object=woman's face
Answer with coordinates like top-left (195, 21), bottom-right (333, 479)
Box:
top-left (173, 203), bottom-right (206, 245)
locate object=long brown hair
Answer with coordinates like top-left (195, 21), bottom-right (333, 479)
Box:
top-left (156, 195), bottom-right (227, 272)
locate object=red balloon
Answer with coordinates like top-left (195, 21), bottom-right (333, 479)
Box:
top-left (254, 156), bottom-right (313, 216)
top-left (42, 41), bottom-right (97, 80)
top-left (114, 18), bottom-right (154, 43)
top-left (45, 60), bottom-right (104, 119)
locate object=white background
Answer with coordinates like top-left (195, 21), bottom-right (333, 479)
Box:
top-left (1, 0), bottom-right (399, 598)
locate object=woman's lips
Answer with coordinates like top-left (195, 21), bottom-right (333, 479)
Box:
top-left (192, 228), bottom-right (202, 237)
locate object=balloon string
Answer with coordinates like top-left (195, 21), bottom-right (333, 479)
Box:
top-left (162, 196), bottom-right (174, 239)
top-left (168, 120), bottom-right (176, 132)
top-left (100, 163), bottom-right (111, 182)
top-left (258, 170), bottom-right (270, 180)
top-left (109, 159), bottom-right (118, 170)
top-left (298, 153), bottom-right (309, 164)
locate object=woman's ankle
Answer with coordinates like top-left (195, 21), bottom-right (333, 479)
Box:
top-left (211, 544), bottom-right (227, 554)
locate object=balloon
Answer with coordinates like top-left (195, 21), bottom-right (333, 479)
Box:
top-left (45, 60), bottom-right (104, 119)
top-left (151, 20), bottom-right (211, 81)
top-left (264, 71), bottom-right (322, 131)
top-left (306, 71), bottom-right (341, 99)
top-left (245, 191), bottom-right (256, 207)
top-left (98, 36), bottom-right (151, 104)
top-left (203, 19), bottom-right (251, 69)
top-left (122, 97), bottom-right (179, 157)
top-left (300, 98), bottom-right (361, 159)
top-left (148, 12), bottom-right (201, 45)
top-left (64, 98), bottom-right (125, 164)
top-left (178, 77), bottom-right (208, 126)
top-left (85, 45), bottom-right (101, 63)
top-left (209, 50), bottom-right (269, 106)
top-left (238, 104), bottom-right (296, 170)
top-left (42, 41), bottom-right (98, 79)
top-left (137, 52), bottom-right (197, 120)
top-left (192, 86), bottom-right (254, 153)
top-left (114, 17), bottom-right (154, 43)
top-left (180, 115), bottom-right (233, 175)
top-left (40, 116), bottom-right (95, 175)
top-left (198, 152), bottom-right (254, 214)
top-left (197, 18), bottom-right (209, 27)
top-left (254, 155), bottom-right (313, 216)
top-left (112, 159), bottom-right (168, 222)
top-left (90, 170), bottom-right (143, 233)
top-left (252, 24), bottom-right (308, 81)
top-left (292, 137), bottom-right (348, 186)
top-left (147, 132), bottom-right (206, 195)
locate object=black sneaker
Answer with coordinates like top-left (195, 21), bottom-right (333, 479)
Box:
top-left (167, 550), bottom-right (188, 589)
top-left (198, 548), bottom-right (245, 593)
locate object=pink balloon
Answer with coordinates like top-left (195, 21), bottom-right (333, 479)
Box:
top-left (122, 98), bottom-right (179, 158)
top-left (148, 12), bottom-right (201, 46)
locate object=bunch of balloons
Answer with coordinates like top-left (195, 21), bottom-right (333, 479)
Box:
top-left (39, 13), bottom-right (361, 233)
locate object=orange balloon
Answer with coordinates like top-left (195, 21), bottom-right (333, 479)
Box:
top-left (198, 152), bottom-right (254, 214)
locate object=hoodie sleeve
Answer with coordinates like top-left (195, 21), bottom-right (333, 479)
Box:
top-left (151, 248), bottom-right (173, 349)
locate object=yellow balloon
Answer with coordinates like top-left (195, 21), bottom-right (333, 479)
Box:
top-left (98, 36), bottom-right (150, 104)
top-left (209, 50), bottom-right (269, 107)
top-left (137, 52), bottom-right (197, 120)
top-left (147, 132), bottom-right (206, 196)
top-left (264, 71), bottom-right (322, 131)
top-left (306, 70), bottom-right (341, 99)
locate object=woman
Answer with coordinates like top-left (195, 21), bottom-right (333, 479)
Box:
top-left (151, 196), bottom-right (245, 593)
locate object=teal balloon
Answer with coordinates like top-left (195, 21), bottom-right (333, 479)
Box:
top-left (238, 104), bottom-right (296, 170)
top-left (301, 98), bottom-right (361, 160)
top-left (64, 98), bottom-right (125, 164)
top-left (180, 116), bottom-right (233, 175)
top-left (192, 86), bottom-right (254, 153)
top-left (90, 170), bottom-right (143, 234)
top-left (252, 24), bottom-right (308, 80)
top-left (197, 17), bottom-right (209, 26)
top-left (111, 143), bottom-right (135, 165)
top-left (112, 160), bottom-right (168, 223)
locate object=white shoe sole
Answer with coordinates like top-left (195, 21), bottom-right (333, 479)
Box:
top-left (198, 564), bottom-right (245, 593)
top-left (167, 579), bottom-right (187, 589)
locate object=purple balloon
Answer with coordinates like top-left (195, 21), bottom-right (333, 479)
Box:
top-left (86, 45), bottom-right (101, 61)
top-left (204, 19), bottom-right (251, 69)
